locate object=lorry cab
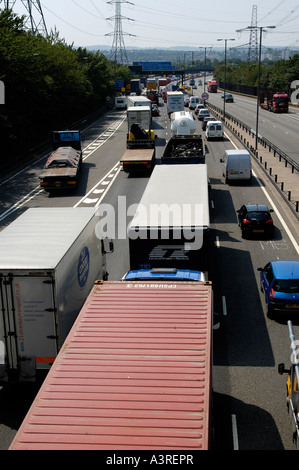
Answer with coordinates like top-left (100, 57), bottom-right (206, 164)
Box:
top-left (205, 120), bottom-right (223, 140)
top-left (221, 149), bottom-right (252, 184)
top-left (122, 268), bottom-right (206, 282)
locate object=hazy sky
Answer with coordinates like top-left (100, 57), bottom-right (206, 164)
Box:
top-left (11, 0), bottom-right (299, 49)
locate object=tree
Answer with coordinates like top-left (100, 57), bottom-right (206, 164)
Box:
top-left (0, 9), bottom-right (131, 161)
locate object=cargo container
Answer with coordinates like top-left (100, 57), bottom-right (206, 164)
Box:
top-left (10, 279), bottom-right (213, 450)
top-left (126, 95), bottom-right (152, 109)
top-left (0, 208), bottom-right (112, 382)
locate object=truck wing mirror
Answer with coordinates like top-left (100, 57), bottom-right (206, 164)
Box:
top-left (102, 239), bottom-right (114, 254)
top-left (278, 363), bottom-right (290, 375)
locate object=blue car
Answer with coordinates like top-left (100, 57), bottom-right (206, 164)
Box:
top-left (258, 261), bottom-right (299, 316)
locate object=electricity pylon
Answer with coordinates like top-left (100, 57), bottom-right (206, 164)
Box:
top-left (105, 0), bottom-right (135, 64)
top-left (0, 0), bottom-right (48, 36)
top-left (248, 5), bottom-right (258, 62)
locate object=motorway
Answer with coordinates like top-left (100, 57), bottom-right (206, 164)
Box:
top-left (199, 83), bottom-right (299, 165)
top-left (0, 85), bottom-right (299, 450)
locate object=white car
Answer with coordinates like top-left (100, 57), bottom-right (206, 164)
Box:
top-left (198, 108), bottom-right (210, 120)
top-left (194, 104), bottom-right (205, 115)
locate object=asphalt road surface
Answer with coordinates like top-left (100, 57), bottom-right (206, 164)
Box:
top-left (0, 95), bottom-right (299, 450)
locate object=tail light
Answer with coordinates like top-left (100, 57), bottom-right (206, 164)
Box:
top-left (270, 288), bottom-right (276, 299)
top-left (243, 219), bottom-right (251, 224)
top-left (266, 218), bottom-right (273, 224)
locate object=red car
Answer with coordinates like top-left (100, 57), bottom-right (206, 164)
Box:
top-left (152, 104), bottom-right (160, 116)
top-left (202, 117), bottom-right (216, 130)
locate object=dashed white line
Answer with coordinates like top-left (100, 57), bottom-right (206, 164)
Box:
top-left (222, 296), bottom-right (228, 316)
top-left (229, 138), bottom-right (299, 255)
top-left (74, 164), bottom-right (121, 208)
top-left (232, 414), bottom-right (239, 450)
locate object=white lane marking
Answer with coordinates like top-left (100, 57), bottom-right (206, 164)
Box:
top-left (222, 296), bottom-right (227, 316)
top-left (230, 140), bottom-right (299, 255)
top-left (232, 414), bottom-right (239, 450)
top-left (254, 173), bottom-right (299, 255)
top-left (0, 115), bottom-right (126, 222)
top-left (0, 186), bottom-right (42, 222)
top-left (74, 164), bottom-right (121, 208)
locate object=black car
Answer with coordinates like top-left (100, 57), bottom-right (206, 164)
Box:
top-left (237, 204), bottom-right (274, 238)
top-left (224, 93), bottom-right (234, 102)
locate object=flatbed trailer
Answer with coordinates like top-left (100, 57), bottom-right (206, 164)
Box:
top-left (120, 148), bottom-right (155, 172)
top-left (39, 130), bottom-right (82, 191)
top-left (10, 280), bottom-right (213, 450)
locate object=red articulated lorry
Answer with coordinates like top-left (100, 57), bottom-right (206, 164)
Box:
top-left (207, 80), bottom-right (217, 93)
top-left (10, 279), bottom-right (213, 451)
top-left (260, 91), bottom-right (289, 113)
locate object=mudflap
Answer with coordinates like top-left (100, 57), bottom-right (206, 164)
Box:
top-left (19, 356), bottom-right (36, 383)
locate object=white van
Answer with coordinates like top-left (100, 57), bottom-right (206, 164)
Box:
top-left (221, 149), bottom-right (252, 184)
top-left (206, 120), bottom-right (223, 140)
top-left (189, 96), bottom-right (200, 110)
top-left (115, 96), bottom-right (127, 109)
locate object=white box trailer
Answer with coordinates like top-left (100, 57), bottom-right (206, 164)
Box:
top-left (128, 164), bottom-right (210, 273)
top-left (126, 95), bottom-right (152, 109)
top-left (127, 106), bottom-right (152, 132)
top-left (0, 207), bottom-right (111, 382)
top-left (167, 91), bottom-right (184, 116)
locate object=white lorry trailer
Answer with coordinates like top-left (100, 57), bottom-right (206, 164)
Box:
top-left (126, 95), bottom-right (152, 109)
top-left (0, 207), bottom-right (112, 382)
top-left (128, 164), bottom-right (210, 273)
top-left (167, 91), bottom-right (184, 117)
